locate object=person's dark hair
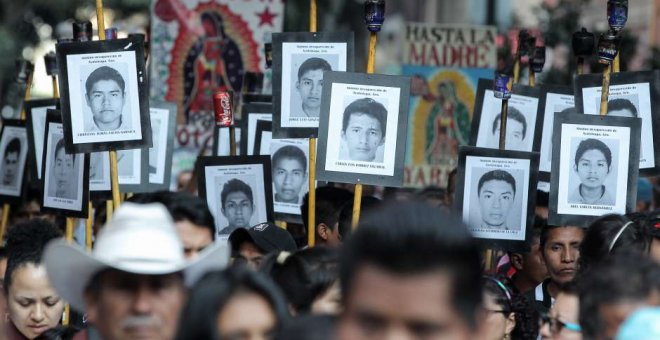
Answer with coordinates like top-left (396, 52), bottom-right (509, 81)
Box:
top-left (477, 170), bottom-right (516, 196)
top-left (492, 107), bottom-right (527, 138)
top-left (129, 191), bottom-right (216, 240)
top-left (54, 138), bottom-right (77, 163)
top-left (261, 247), bottom-right (339, 313)
top-left (85, 66), bottom-right (125, 95)
top-left (341, 98), bottom-right (387, 138)
top-left (297, 57), bottom-right (331, 80)
top-left (340, 201), bottom-right (482, 327)
top-left (301, 186), bottom-right (353, 234)
top-left (483, 276), bottom-right (539, 339)
top-left (509, 215), bottom-right (545, 257)
top-left (574, 138), bottom-right (612, 167)
top-left (337, 196), bottom-right (381, 240)
top-left (5, 137), bottom-right (21, 156)
top-left (221, 178), bottom-right (254, 208)
top-left (272, 145), bottom-right (307, 173)
top-left (578, 254), bottom-right (659, 339)
top-left (175, 266), bottom-right (289, 340)
top-left (579, 214), bottom-right (650, 274)
top-left (608, 98), bottom-right (638, 117)
top-left (644, 209), bottom-right (660, 239)
top-left (275, 314), bottom-right (336, 340)
top-left (4, 219), bottom-right (63, 294)
top-left (535, 190), bottom-right (549, 208)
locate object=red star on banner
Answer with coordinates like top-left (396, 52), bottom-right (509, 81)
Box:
top-left (256, 6), bottom-right (277, 27)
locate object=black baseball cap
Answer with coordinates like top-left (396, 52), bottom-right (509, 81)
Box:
top-left (229, 222), bottom-right (297, 255)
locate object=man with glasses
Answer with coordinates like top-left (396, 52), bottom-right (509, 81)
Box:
top-left (540, 281), bottom-right (581, 339)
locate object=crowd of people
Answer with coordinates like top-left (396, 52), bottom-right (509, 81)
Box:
top-left (0, 175), bottom-right (658, 340)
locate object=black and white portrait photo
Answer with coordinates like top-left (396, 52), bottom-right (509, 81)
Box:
top-left (0, 122), bottom-right (28, 198)
top-left (472, 81), bottom-right (541, 152)
top-left (550, 114), bottom-right (641, 225)
top-left (147, 103), bottom-right (175, 188)
top-left (576, 71), bottom-right (660, 175)
top-left (535, 86), bottom-right (575, 179)
top-left (56, 36), bottom-right (150, 153)
top-left (89, 151), bottom-right (110, 192)
top-left (270, 139), bottom-right (309, 215)
top-left (117, 149), bottom-right (144, 190)
top-left (25, 100), bottom-right (58, 180)
top-left (317, 72), bottom-right (410, 187)
top-left (454, 146), bottom-right (539, 247)
top-left (272, 32), bottom-right (354, 138)
top-left (197, 156), bottom-right (274, 238)
top-left (240, 104), bottom-right (272, 155)
top-left (254, 120), bottom-right (273, 156)
top-left (42, 121), bottom-right (88, 215)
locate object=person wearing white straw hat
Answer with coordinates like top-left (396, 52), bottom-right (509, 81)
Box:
top-left (42, 202), bottom-right (230, 340)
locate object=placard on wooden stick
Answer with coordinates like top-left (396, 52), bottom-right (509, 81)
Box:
top-left (145, 101), bottom-right (177, 191)
top-left (548, 113), bottom-right (641, 227)
top-left (0, 120), bottom-right (29, 204)
top-left (25, 98), bottom-right (59, 180)
top-left (316, 71), bottom-right (410, 187)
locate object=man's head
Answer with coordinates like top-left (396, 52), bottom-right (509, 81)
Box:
top-left (509, 216), bottom-right (549, 290)
top-left (2, 138), bottom-right (21, 186)
top-left (301, 187), bottom-right (353, 246)
top-left (85, 66), bottom-right (126, 130)
top-left (296, 57), bottom-right (331, 116)
top-left (53, 139), bottom-right (75, 184)
top-left (228, 223), bottom-right (297, 270)
top-left (573, 138), bottom-right (612, 190)
top-left (492, 107), bottom-right (527, 150)
top-left (578, 254), bottom-right (660, 339)
top-left (607, 98), bottom-right (638, 118)
top-left (338, 202), bottom-right (482, 340)
top-left (43, 203), bottom-right (229, 340)
top-left (540, 225), bottom-right (585, 287)
top-left (540, 282), bottom-right (582, 340)
top-left (341, 98), bottom-right (387, 162)
top-left (272, 146), bottom-right (307, 203)
top-left (221, 179), bottom-right (255, 229)
top-left (477, 170), bottom-right (516, 228)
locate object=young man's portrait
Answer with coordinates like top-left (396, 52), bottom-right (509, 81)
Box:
top-left (48, 138), bottom-right (77, 200)
top-left (272, 145), bottom-right (307, 204)
top-left (476, 169), bottom-right (516, 230)
top-left (89, 152), bottom-right (105, 182)
top-left (340, 98), bottom-right (387, 163)
top-left (84, 65), bottom-right (130, 132)
top-left (0, 138), bottom-right (21, 188)
top-left (293, 57), bottom-right (332, 118)
top-left (491, 106), bottom-right (527, 151)
top-left (607, 98), bottom-right (638, 118)
top-left (219, 178), bottom-right (255, 235)
top-left (568, 138), bottom-right (615, 206)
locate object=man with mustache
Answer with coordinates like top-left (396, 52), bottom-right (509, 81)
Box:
top-left (42, 202), bottom-right (229, 340)
top-left (84, 66), bottom-right (130, 131)
top-left (294, 57), bottom-right (331, 118)
top-left (476, 170), bottom-right (516, 231)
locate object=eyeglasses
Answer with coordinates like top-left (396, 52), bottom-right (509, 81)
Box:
top-left (540, 313), bottom-right (582, 334)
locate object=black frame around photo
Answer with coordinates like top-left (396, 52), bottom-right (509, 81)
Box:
top-left (197, 155), bottom-right (275, 238)
top-left (548, 113), bottom-right (641, 227)
top-left (56, 35), bottom-right (151, 154)
top-left (145, 101), bottom-right (176, 191)
top-left (316, 71), bottom-right (410, 187)
top-left (25, 99), bottom-right (60, 180)
top-left (240, 103), bottom-right (272, 155)
top-left (253, 120), bottom-right (273, 156)
top-left (272, 31), bottom-right (355, 138)
top-left (117, 148), bottom-right (149, 193)
top-left (454, 146), bottom-right (539, 250)
top-left (470, 79), bottom-right (542, 152)
top-left (267, 137), bottom-right (312, 222)
top-left (40, 112), bottom-right (90, 218)
top-left (0, 120), bottom-right (29, 203)
top-left (574, 70), bottom-right (660, 176)
top-left (532, 85), bottom-right (575, 182)
top-left (213, 125), bottom-right (242, 156)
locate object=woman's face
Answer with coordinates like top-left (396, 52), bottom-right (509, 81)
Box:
top-left (7, 263), bottom-right (64, 339)
top-left (574, 149), bottom-right (610, 189)
top-left (478, 292), bottom-right (515, 340)
top-left (217, 292), bottom-right (277, 340)
top-left (311, 280), bottom-right (342, 315)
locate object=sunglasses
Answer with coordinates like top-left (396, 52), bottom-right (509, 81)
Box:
top-left (540, 313), bottom-right (582, 334)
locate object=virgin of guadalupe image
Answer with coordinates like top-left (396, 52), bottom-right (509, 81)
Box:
top-left (423, 80), bottom-right (470, 165)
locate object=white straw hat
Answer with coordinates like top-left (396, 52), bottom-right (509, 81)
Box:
top-left (43, 202), bottom-right (229, 311)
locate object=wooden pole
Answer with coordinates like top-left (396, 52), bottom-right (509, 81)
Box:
top-left (229, 127), bottom-right (237, 156)
top-left (307, 138), bottom-right (317, 246)
top-left (600, 65), bottom-right (612, 116)
top-left (498, 100), bottom-right (509, 150)
top-left (86, 202), bottom-right (93, 251)
top-left (529, 69), bottom-right (535, 87)
top-left (367, 32), bottom-right (377, 74)
top-left (513, 58), bottom-right (520, 84)
top-left (106, 200), bottom-right (113, 222)
top-left (96, 0), bottom-right (106, 38)
top-left (613, 54), bottom-right (620, 73)
top-left (577, 57), bottom-right (584, 75)
top-left (52, 76), bottom-right (59, 98)
top-left (306, 0), bottom-right (318, 247)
